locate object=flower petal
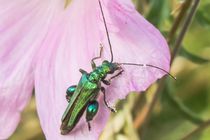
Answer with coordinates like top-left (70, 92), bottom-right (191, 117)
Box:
top-left (0, 0), bottom-right (62, 138)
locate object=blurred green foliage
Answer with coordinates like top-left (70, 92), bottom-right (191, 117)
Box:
top-left (10, 0), bottom-right (210, 140)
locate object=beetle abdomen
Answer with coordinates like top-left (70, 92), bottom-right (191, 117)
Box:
top-left (60, 74), bottom-right (100, 134)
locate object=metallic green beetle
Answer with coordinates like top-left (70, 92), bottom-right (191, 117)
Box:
top-left (60, 0), bottom-right (176, 135)
top-left (60, 48), bottom-right (123, 134)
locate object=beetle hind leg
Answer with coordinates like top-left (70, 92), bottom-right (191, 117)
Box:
top-left (87, 122), bottom-right (91, 131)
top-left (66, 85), bottom-right (77, 102)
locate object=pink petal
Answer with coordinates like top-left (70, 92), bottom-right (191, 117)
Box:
top-left (34, 0), bottom-right (170, 140)
top-left (0, 0), bottom-right (63, 139)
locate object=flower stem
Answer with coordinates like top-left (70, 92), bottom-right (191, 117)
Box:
top-left (181, 119), bottom-right (210, 140)
top-left (171, 0), bottom-right (200, 62)
top-left (167, 0), bottom-right (192, 44)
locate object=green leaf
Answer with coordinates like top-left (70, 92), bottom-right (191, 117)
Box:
top-left (179, 48), bottom-right (210, 64)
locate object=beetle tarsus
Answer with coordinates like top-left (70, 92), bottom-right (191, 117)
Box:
top-left (110, 107), bottom-right (117, 113)
top-left (88, 122), bottom-right (91, 131)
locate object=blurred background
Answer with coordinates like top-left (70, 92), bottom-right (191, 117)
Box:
top-left (9, 0), bottom-right (210, 140)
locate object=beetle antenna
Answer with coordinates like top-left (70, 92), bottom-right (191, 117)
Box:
top-left (119, 62), bottom-right (176, 80)
top-left (98, 0), bottom-right (114, 62)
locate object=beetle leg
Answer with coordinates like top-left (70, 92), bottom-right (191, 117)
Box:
top-left (79, 69), bottom-right (87, 74)
top-left (102, 70), bottom-right (123, 85)
top-left (86, 100), bottom-right (99, 131)
top-left (109, 70), bottom-right (124, 81)
top-left (102, 79), bottom-right (111, 85)
top-left (66, 85), bottom-right (77, 102)
top-left (101, 87), bottom-right (116, 113)
top-left (91, 44), bottom-right (103, 69)
top-left (87, 122), bottom-right (91, 131)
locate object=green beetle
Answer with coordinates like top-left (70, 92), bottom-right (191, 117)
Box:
top-left (60, 51), bottom-right (122, 134)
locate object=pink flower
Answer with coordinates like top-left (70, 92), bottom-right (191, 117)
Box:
top-left (0, 0), bottom-right (170, 139)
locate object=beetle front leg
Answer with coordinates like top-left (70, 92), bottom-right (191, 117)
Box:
top-left (86, 100), bottom-right (99, 131)
top-left (102, 70), bottom-right (124, 86)
top-left (66, 85), bottom-right (77, 102)
top-left (91, 44), bottom-right (103, 69)
top-left (79, 69), bottom-right (87, 74)
top-left (102, 79), bottom-right (111, 85)
top-left (101, 87), bottom-right (116, 113)
top-left (109, 70), bottom-right (124, 81)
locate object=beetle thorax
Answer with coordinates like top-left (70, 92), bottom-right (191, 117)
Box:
top-left (89, 60), bottom-right (119, 83)
top-left (89, 65), bottom-right (109, 82)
